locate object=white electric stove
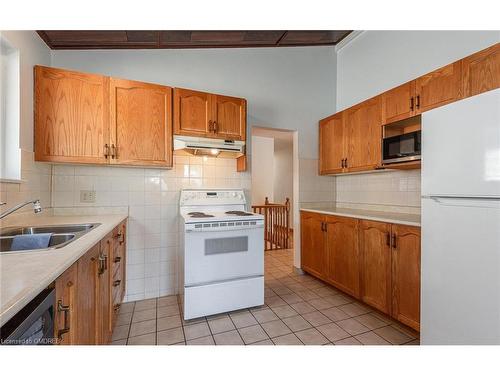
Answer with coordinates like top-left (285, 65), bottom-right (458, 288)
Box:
top-left (179, 189), bottom-right (264, 320)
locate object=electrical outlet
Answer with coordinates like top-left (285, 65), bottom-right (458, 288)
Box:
top-left (80, 190), bottom-right (96, 203)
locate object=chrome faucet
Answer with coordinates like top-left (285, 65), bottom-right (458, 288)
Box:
top-left (0, 199), bottom-right (42, 220)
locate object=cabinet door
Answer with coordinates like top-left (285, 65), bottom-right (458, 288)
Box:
top-left (98, 235), bottom-right (112, 344)
top-left (110, 78), bottom-right (173, 167)
top-left (392, 224), bottom-right (421, 331)
top-left (213, 95), bottom-right (247, 140)
top-left (173, 88), bottom-right (211, 136)
top-left (345, 96), bottom-right (382, 172)
top-left (382, 81), bottom-right (416, 124)
top-left (415, 61), bottom-right (463, 113)
top-left (462, 43), bottom-right (500, 98)
top-left (359, 220), bottom-right (392, 314)
top-left (54, 263), bottom-right (78, 345)
top-left (76, 243), bottom-right (100, 344)
top-left (325, 215), bottom-right (360, 297)
top-left (300, 212), bottom-right (325, 279)
top-left (34, 66), bottom-right (109, 164)
top-left (319, 113), bottom-right (345, 175)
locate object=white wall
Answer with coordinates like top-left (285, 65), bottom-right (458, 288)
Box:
top-left (337, 31), bottom-right (500, 110)
top-left (251, 135), bottom-right (274, 205)
top-left (0, 31), bottom-right (52, 216)
top-left (273, 137), bottom-right (294, 225)
top-left (52, 46), bottom-right (336, 159)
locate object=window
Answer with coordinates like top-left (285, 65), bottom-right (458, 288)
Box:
top-left (0, 33), bottom-right (21, 181)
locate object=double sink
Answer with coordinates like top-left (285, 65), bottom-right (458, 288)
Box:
top-left (0, 223), bottom-right (100, 253)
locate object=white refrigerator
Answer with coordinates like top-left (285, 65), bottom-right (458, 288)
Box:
top-left (421, 88), bottom-right (500, 344)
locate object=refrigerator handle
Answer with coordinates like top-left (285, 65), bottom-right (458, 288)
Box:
top-left (427, 196), bottom-right (500, 208)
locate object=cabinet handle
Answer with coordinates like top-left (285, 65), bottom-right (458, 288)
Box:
top-left (410, 97), bottom-right (414, 111)
top-left (208, 120), bottom-right (213, 132)
top-left (341, 159), bottom-right (345, 168)
top-left (386, 232), bottom-right (391, 247)
top-left (110, 144), bottom-right (117, 159)
top-left (416, 95), bottom-right (420, 109)
top-left (392, 233), bottom-right (397, 249)
top-left (213, 121), bottom-right (218, 133)
top-left (113, 280), bottom-right (121, 287)
top-left (57, 300), bottom-right (71, 339)
top-left (114, 256), bottom-right (121, 263)
top-left (104, 144), bottom-right (110, 159)
top-left (114, 303), bottom-right (121, 312)
top-left (345, 158), bottom-right (348, 168)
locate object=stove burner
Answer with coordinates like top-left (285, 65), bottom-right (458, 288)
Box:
top-left (188, 212), bottom-right (214, 218)
top-left (225, 210), bottom-right (254, 216)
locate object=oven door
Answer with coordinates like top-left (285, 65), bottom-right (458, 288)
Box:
top-left (184, 224), bottom-right (264, 286)
top-left (383, 131), bottom-right (421, 164)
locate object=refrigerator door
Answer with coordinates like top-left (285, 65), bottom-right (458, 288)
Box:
top-left (421, 196), bottom-right (500, 344)
top-left (421, 88), bottom-right (500, 197)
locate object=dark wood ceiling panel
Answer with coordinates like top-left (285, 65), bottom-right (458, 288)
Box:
top-left (37, 30), bottom-right (352, 49)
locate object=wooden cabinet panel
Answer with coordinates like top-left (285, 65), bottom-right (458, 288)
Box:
top-left (97, 235), bottom-right (112, 344)
top-left (462, 43), bottom-right (500, 98)
top-left (34, 66), bottom-right (109, 164)
top-left (415, 61), bottom-right (463, 113)
top-left (173, 88), bottom-right (211, 136)
top-left (325, 215), bottom-right (360, 297)
top-left (76, 243), bottom-right (99, 344)
top-left (110, 221), bottom-right (126, 321)
top-left (359, 220), bottom-right (392, 314)
top-left (345, 96), bottom-right (382, 171)
top-left (300, 211), bottom-right (325, 279)
top-left (319, 113), bottom-right (345, 174)
top-left (213, 95), bottom-right (246, 140)
top-left (392, 224), bottom-right (421, 331)
top-left (54, 263), bottom-right (78, 345)
top-left (382, 81), bottom-right (416, 124)
top-left (110, 78), bottom-right (173, 167)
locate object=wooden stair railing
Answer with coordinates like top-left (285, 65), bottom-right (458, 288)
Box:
top-left (252, 197), bottom-right (291, 250)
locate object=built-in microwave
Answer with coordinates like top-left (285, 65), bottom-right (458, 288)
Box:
top-left (382, 129), bottom-right (421, 164)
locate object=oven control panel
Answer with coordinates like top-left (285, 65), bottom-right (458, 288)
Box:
top-left (180, 189), bottom-right (246, 206)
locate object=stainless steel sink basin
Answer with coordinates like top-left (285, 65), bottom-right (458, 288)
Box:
top-left (0, 223), bottom-right (100, 253)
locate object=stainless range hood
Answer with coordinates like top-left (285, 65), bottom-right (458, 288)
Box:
top-left (173, 135), bottom-right (245, 158)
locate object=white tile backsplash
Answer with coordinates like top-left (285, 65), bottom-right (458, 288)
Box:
top-left (334, 169), bottom-right (421, 214)
top-left (298, 158), bottom-right (336, 207)
top-left (51, 154), bottom-right (251, 302)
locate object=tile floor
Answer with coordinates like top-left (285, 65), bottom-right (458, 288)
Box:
top-left (111, 249), bottom-right (420, 345)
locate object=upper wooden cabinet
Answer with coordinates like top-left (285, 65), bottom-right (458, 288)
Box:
top-left (300, 211), bottom-right (326, 279)
top-left (109, 78), bottom-right (173, 167)
top-left (462, 43), bottom-right (500, 98)
top-left (325, 215), bottom-right (360, 298)
top-left (344, 96), bottom-right (382, 172)
top-left (382, 81), bottom-right (416, 124)
top-left (34, 66), bottom-right (110, 164)
top-left (174, 88), bottom-right (246, 141)
top-left (34, 66), bottom-right (173, 168)
top-left (319, 113), bottom-right (345, 174)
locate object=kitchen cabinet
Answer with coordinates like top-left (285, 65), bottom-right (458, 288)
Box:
top-left (391, 224), bottom-right (421, 331)
top-left (54, 263), bottom-right (78, 345)
top-left (359, 220), bottom-right (392, 314)
top-left (300, 211), bottom-right (421, 331)
top-left (382, 81), bottom-right (416, 124)
top-left (34, 66), bottom-right (110, 164)
top-left (462, 43), bottom-right (500, 98)
top-left (174, 88), bottom-right (246, 141)
top-left (109, 78), bottom-right (173, 167)
top-left (300, 211), bottom-right (326, 279)
top-left (319, 113), bottom-right (345, 174)
top-left (325, 215), bottom-right (360, 297)
top-left (111, 221), bottom-right (126, 324)
top-left (34, 66), bottom-right (173, 168)
top-left (97, 233), bottom-right (112, 344)
top-left (76, 243), bottom-right (100, 344)
top-left (344, 96), bottom-right (382, 172)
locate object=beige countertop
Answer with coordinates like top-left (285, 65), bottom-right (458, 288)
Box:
top-left (300, 207), bottom-right (420, 227)
top-left (0, 213), bottom-right (128, 326)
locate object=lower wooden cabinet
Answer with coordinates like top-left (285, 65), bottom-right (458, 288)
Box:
top-left (325, 215), bottom-right (360, 298)
top-left (54, 263), bottom-right (78, 345)
top-left (55, 220), bottom-right (127, 344)
top-left (300, 212), bottom-right (421, 331)
top-left (300, 211), bottom-right (326, 279)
